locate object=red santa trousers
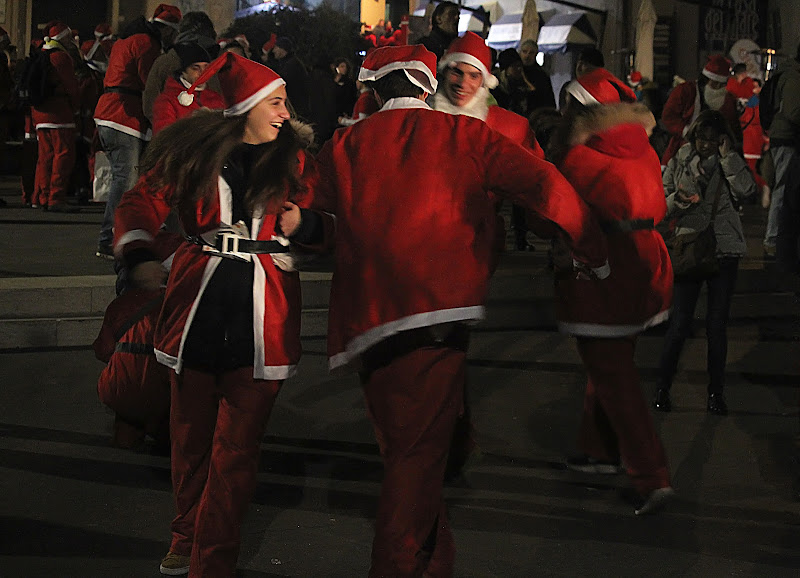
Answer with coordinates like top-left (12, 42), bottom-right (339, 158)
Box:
top-left (168, 366), bottom-right (282, 577)
top-left (34, 127), bottom-right (76, 207)
top-left (575, 336), bottom-right (671, 496)
top-left (362, 346), bottom-right (465, 578)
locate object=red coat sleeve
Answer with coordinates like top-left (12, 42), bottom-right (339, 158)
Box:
top-left (661, 81), bottom-right (696, 138)
top-left (151, 94), bottom-right (177, 136)
top-left (113, 173), bottom-right (174, 257)
top-left (480, 124), bottom-right (608, 267)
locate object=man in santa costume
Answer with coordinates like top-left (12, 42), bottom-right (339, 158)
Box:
top-left (660, 53), bottom-right (741, 166)
top-left (31, 22), bottom-right (80, 212)
top-left (280, 44), bottom-right (610, 577)
top-left (555, 67), bottom-right (674, 514)
top-left (94, 3), bottom-right (181, 259)
top-left (429, 31), bottom-right (546, 477)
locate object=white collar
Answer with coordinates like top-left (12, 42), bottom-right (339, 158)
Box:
top-left (380, 97), bottom-right (431, 111)
top-left (180, 75), bottom-right (205, 91)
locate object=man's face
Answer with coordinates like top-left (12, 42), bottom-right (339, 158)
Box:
top-left (519, 43), bottom-right (537, 66)
top-left (183, 62), bottom-right (209, 85)
top-left (436, 7), bottom-right (460, 36)
top-left (444, 62), bottom-right (483, 107)
top-left (272, 46), bottom-right (288, 60)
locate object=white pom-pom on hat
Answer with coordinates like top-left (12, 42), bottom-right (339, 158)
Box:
top-left (178, 91), bottom-right (194, 106)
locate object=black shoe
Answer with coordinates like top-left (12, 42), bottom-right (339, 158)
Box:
top-left (95, 243), bottom-right (114, 260)
top-left (653, 388), bottom-right (672, 412)
top-left (48, 203), bottom-right (80, 213)
top-left (707, 393), bottom-right (728, 415)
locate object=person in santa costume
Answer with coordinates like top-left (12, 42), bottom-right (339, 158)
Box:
top-left (151, 40), bottom-right (223, 135)
top-left (429, 31), bottom-right (546, 478)
top-left (552, 67), bottom-right (674, 514)
top-left (94, 3), bottom-right (182, 259)
top-left (113, 51), bottom-right (324, 577)
top-left (32, 22), bottom-right (80, 212)
top-left (279, 44), bottom-right (610, 576)
top-left (660, 54), bottom-right (741, 167)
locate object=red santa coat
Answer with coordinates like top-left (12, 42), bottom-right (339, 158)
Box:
top-left (152, 76), bottom-right (226, 135)
top-left (310, 98), bottom-right (608, 371)
top-left (660, 79), bottom-right (740, 165)
top-left (31, 48), bottom-right (79, 129)
top-left (94, 32), bottom-right (161, 140)
top-left (486, 105), bottom-right (544, 157)
top-left (556, 106), bottom-right (672, 336)
top-left (114, 151), bottom-right (317, 380)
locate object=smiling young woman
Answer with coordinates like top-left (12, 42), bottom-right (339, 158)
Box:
top-left (112, 52), bottom-right (318, 577)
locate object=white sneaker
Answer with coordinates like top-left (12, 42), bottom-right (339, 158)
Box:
top-left (635, 486), bottom-right (675, 515)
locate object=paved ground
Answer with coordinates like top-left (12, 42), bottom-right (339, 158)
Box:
top-left (0, 177), bottom-right (798, 577)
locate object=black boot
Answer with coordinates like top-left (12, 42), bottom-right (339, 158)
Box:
top-left (653, 388), bottom-right (672, 412)
top-left (707, 393), bottom-right (728, 415)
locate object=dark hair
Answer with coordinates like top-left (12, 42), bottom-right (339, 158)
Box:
top-left (178, 11), bottom-right (216, 39)
top-left (140, 109), bottom-right (305, 215)
top-left (431, 1), bottom-right (459, 31)
top-left (367, 70), bottom-right (424, 101)
top-left (333, 56), bottom-right (353, 78)
top-left (686, 109), bottom-right (736, 145)
top-left (732, 62), bottom-right (747, 74)
top-left (578, 47), bottom-right (604, 68)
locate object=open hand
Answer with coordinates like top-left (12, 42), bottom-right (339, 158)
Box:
top-left (278, 201), bottom-right (302, 237)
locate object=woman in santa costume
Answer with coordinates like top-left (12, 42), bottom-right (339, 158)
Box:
top-left (552, 67), bottom-right (674, 514)
top-left (280, 44), bottom-right (610, 577)
top-left (113, 51), bottom-right (322, 577)
top-left (151, 40), bottom-right (223, 135)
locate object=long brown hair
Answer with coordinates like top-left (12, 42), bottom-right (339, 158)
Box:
top-left (139, 108), bottom-right (305, 215)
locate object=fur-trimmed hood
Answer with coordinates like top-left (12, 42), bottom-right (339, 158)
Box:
top-left (569, 102), bottom-right (656, 147)
top-left (289, 118), bottom-right (315, 149)
top-left (550, 102), bottom-right (656, 165)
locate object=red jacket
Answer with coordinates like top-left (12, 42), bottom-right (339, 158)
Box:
top-left (152, 75), bottom-right (225, 135)
top-left (77, 69), bottom-right (103, 142)
top-left (556, 106), bottom-right (672, 336)
top-left (114, 151), bottom-right (318, 380)
top-left (310, 98), bottom-right (607, 371)
top-left (660, 80), bottom-right (741, 165)
top-left (94, 288), bottom-right (170, 425)
top-left (94, 32), bottom-right (161, 140)
top-left (31, 47), bottom-right (79, 129)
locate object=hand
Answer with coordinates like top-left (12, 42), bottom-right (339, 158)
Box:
top-left (129, 261), bottom-right (167, 291)
top-left (677, 189), bottom-right (700, 204)
top-left (278, 201), bottom-right (302, 237)
top-left (718, 135), bottom-right (732, 157)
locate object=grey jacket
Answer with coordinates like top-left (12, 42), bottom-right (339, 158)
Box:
top-left (663, 143), bottom-right (756, 257)
top-left (767, 57), bottom-right (800, 147)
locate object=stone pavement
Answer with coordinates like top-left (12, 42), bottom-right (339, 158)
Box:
top-left (0, 176), bottom-right (799, 577)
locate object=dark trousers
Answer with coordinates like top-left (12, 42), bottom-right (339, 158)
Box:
top-left (362, 346), bottom-right (465, 577)
top-left (658, 257), bottom-right (739, 395)
top-left (169, 367), bottom-right (282, 577)
top-left (576, 336), bottom-right (671, 496)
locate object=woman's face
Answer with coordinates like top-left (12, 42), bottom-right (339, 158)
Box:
top-left (243, 85), bottom-right (291, 144)
top-left (694, 127), bottom-right (721, 159)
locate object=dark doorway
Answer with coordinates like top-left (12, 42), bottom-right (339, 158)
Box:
top-left (31, 0), bottom-right (109, 43)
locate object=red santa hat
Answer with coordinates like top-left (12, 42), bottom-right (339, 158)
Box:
top-left (439, 32), bottom-right (498, 89)
top-left (627, 70), bottom-right (643, 87)
top-left (702, 54), bottom-right (731, 83)
top-left (95, 23), bottom-right (113, 40)
top-left (43, 22), bottom-right (72, 44)
top-left (262, 33), bottom-right (277, 57)
top-left (566, 67), bottom-right (637, 106)
top-left (177, 51), bottom-right (285, 117)
top-left (357, 44), bottom-right (438, 94)
top-left (150, 3), bottom-right (182, 30)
